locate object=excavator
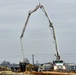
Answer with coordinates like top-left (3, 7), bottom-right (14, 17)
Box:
top-left (20, 3), bottom-right (66, 71)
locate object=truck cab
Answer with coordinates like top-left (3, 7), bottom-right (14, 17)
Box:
top-left (53, 60), bottom-right (66, 71)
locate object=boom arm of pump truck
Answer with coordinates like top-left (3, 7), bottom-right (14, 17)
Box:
top-left (20, 3), bottom-right (60, 60)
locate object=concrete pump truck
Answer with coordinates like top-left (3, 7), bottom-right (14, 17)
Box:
top-left (20, 3), bottom-right (66, 71)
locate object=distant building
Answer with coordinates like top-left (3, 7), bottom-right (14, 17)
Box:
top-left (0, 63), bottom-right (19, 71)
top-left (65, 63), bottom-right (75, 72)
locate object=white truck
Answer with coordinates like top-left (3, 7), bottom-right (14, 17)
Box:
top-left (53, 60), bottom-right (66, 71)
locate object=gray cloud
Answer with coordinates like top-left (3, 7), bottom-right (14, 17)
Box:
top-left (0, 0), bottom-right (76, 64)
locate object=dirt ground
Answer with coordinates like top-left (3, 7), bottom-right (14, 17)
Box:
top-left (41, 71), bottom-right (76, 75)
top-left (0, 71), bottom-right (76, 75)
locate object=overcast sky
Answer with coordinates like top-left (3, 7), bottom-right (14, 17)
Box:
top-left (0, 0), bottom-right (76, 64)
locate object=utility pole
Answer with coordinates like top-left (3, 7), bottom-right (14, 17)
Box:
top-left (32, 54), bottom-right (34, 65)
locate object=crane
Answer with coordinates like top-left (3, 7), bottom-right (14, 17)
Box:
top-left (20, 3), bottom-right (60, 62)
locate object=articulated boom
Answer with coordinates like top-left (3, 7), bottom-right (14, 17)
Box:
top-left (20, 3), bottom-right (60, 61)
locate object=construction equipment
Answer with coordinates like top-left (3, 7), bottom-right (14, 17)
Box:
top-left (20, 3), bottom-right (65, 71)
top-left (53, 60), bottom-right (66, 71)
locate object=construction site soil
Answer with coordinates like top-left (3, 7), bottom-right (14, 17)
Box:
top-left (0, 71), bottom-right (76, 75)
